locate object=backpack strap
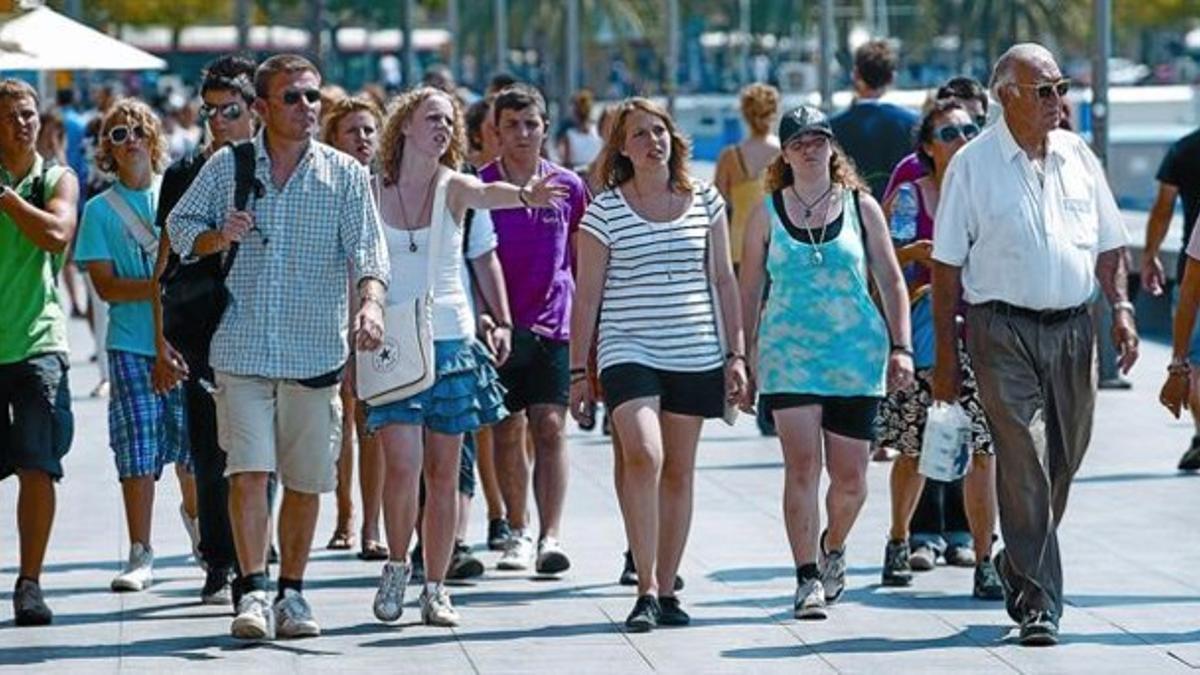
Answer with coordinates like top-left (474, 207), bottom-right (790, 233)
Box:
top-left (220, 141), bottom-right (259, 278)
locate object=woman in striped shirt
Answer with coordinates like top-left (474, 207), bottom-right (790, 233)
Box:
top-left (569, 98), bottom-right (749, 633)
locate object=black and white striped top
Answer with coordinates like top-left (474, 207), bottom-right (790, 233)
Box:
top-left (580, 183), bottom-right (726, 373)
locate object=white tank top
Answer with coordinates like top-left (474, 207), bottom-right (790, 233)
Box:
top-left (379, 173), bottom-right (474, 340)
top-left (565, 127), bottom-right (602, 170)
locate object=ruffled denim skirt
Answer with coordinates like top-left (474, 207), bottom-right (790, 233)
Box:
top-left (365, 339), bottom-right (508, 435)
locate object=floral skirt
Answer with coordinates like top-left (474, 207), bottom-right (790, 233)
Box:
top-left (876, 341), bottom-right (993, 457)
top-left (366, 339), bottom-right (508, 435)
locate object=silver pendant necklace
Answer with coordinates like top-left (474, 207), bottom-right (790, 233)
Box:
top-left (790, 184), bottom-right (834, 265)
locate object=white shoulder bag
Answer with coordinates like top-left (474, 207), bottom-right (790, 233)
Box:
top-left (356, 171), bottom-right (451, 406)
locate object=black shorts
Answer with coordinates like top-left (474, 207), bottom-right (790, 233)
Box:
top-left (0, 353), bottom-right (74, 481)
top-left (601, 363), bottom-right (725, 419)
top-left (761, 393), bottom-right (880, 442)
top-left (496, 328), bottom-right (569, 412)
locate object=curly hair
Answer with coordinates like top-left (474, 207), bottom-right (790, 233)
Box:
top-left (764, 139), bottom-right (868, 194)
top-left (740, 83), bottom-right (780, 137)
top-left (377, 87), bottom-right (466, 186)
top-left (95, 98), bottom-right (169, 176)
top-left (320, 95), bottom-right (383, 149)
top-left (592, 97), bottom-right (692, 193)
top-left (915, 99), bottom-right (965, 173)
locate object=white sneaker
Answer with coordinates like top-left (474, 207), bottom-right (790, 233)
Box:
top-left (274, 589), bottom-right (320, 638)
top-left (179, 503), bottom-right (205, 572)
top-left (794, 578), bottom-right (828, 620)
top-left (419, 586), bottom-right (460, 627)
top-left (110, 542), bottom-right (154, 592)
top-left (373, 561), bottom-right (411, 622)
top-left (497, 532), bottom-right (534, 571)
top-left (231, 589), bottom-right (275, 640)
top-left (535, 537), bottom-right (571, 575)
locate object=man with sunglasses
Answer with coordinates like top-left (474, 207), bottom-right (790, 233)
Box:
top-left (168, 54), bottom-right (389, 642)
top-left (0, 78), bottom-right (80, 627)
top-left (931, 43), bottom-right (1138, 646)
top-left (150, 55), bottom-right (258, 608)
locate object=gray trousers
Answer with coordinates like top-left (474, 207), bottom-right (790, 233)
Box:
top-left (966, 303), bottom-right (1096, 620)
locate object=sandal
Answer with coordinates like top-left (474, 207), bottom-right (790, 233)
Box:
top-left (326, 530), bottom-right (355, 551)
top-left (357, 540), bottom-right (389, 561)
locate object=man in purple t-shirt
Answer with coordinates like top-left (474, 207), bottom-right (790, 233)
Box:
top-left (480, 84), bottom-right (589, 575)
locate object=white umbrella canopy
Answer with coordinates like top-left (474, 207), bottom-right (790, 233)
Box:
top-left (0, 6), bottom-right (166, 71)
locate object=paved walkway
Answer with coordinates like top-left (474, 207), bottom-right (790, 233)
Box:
top-left (1, 317), bottom-right (1199, 673)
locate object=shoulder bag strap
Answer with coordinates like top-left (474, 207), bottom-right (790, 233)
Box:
top-left (104, 188), bottom-right (159, 258)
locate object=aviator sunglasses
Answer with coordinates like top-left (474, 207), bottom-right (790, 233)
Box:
top-left (281, 88), bottom-right (321, 106)
top-left (1014, 78), bottom-right (1070, 100)
top-left (107, 124), bottom-right (147, 145)
top-left (199, 102), bottom-right (244, 122)
top-left (933, 122), bottom-right (981, 143)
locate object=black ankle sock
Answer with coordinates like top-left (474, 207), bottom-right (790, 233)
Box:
top-left (237, 572), bottom-right (268, 596)
top-left (276, 576), bottom-right (303, 602)
top-left (797, 563), bottom-right (820, 583)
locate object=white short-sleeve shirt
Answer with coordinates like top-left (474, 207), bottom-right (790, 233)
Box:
top-left (932, 118), bottom-right (1128, 310)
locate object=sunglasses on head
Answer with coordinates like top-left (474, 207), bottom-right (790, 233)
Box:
top-left (1016, 78), bottom-right (1070, 100)
top-left (108, 125), bottom-right (147, 145)
top-left (933, 122), bottom-right (981, 144)
top-left (281, 88), bottom-right (321, 106)
top-left (199, 102), bottom-right (244, 122)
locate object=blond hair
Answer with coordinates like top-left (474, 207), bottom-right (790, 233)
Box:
top-left (592, 97), bottom-right (692, 193)
top-left (377, 87), bottom-right (465, 186)
top-left (740, 83), bottom-right (779, 137)
top-left (321, 95), bottom-right (383, 147)
top-left (95, 98), bottom-right (169, 176)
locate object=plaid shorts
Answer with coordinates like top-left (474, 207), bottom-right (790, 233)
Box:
top-left (109, 350), bottom-right (192, 479)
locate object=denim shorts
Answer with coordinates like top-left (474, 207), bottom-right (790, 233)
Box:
top-left (0, 352), bottom-right (73, 481)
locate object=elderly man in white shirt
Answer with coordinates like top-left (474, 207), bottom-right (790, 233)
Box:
top-left (929, 43), bottom-right (1139, 647)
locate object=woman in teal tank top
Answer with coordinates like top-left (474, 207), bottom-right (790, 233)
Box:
top-left (738, 105), bottom-right (913, 620)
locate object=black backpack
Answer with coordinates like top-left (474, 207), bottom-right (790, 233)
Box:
top-left (160, 142), bottom-right (259, 362)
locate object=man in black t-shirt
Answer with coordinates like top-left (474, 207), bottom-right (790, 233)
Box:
top-left (1142, 126), bottom-right (1200, 470)
top-left (151, 55), bottom-right (259, 606)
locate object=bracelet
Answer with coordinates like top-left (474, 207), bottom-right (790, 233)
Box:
top-left (517, 186), bottom-right (531, 207)
top-left (1168, 359), bottom-right (1191, 376)
top-left (890, 343), bottom-right (914, 357)
top-left (569, 367), bottom-right (587, 376)
top-left (360, 296), bottom-right (384, 310)
top-left (1112, 301), bottom-right (1135, 316)
top-left (570, 374), bottom-right (588, 385)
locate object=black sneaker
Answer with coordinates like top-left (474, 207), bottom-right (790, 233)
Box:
top-left (201, 567), bottom-right (233, 606)
top-left (657, 596), bottom-right (690, 626)
top-left (1019, 610), bottom-right (1059, 646)
top-left (619, 550), bottom-right (637, 586)
top-left (624, 594), bottom-right (660, 633)
top-left (993, 549), bottom-right (1022, 623)
top-left (881, 539), bottom-right (913, 587)
top-left (487, 518), bottom-right (511, 551)
top-left (973, 560), bottom-right (1004, 600)
top-left (1179, 437), bottom-right (1200, 471)
top-left (447, 541), bottom-right (485, 580)
top-left (13, 578), bottom-right (52, 626)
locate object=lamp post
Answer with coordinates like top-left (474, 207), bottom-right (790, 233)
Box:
top-left (1091, 0), bottom-right (1111, 168)
top-left (819, 0), bottom-right (835, 112)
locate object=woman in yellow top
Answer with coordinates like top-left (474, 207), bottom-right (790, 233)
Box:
top-left (714, 83), bottom-right (781, 269)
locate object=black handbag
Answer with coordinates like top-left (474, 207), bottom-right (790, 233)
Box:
top-left (161, 142), bottom-right (259, 360)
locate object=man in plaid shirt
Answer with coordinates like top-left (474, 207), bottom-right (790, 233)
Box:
top-left (167, 54), bottom-right (389, 641)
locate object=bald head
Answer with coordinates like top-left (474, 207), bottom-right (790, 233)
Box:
top-left (990, 43), bottom-right (1058, 98)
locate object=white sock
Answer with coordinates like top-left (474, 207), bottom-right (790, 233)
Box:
top-left (424, 581), bottom-right (442, 596)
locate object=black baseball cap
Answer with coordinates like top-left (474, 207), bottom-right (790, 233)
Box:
top-left (778, 105), bottom-right (834, 145)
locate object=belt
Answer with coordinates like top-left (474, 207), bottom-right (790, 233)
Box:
top-left (975, 301), bottom-right (1088, 324)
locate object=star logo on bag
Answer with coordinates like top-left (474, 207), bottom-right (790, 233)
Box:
top-left (373, 337), bottom-right (401, 373)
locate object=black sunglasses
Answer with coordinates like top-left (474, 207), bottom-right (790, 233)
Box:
top-left (199, 102), bottom-right (244, 122)
top-left (108, 125), bottom-right (147, 145)
top-left (934, 123), bottom-right (981, 144)
top-left (1016, 78), bottom-right (1070, 100)
top-left (281, 88), bottom-right (321, 106)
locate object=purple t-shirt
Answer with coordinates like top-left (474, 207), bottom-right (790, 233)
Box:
top-left (479, 159), bottom-right (589, 341)
top-left (881, 152), bottom-right (927, 205)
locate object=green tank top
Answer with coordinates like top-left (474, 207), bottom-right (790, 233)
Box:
top-left (756, 189), bottom-right (888, 397)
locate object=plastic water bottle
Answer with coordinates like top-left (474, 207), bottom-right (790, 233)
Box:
top-left (918, 401), bottom-right (972, 481)
top-left (890, 183), bottom-right (918, 243)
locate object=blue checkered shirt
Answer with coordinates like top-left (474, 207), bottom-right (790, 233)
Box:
top-left (167, 133), bottom-right (389, 380)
